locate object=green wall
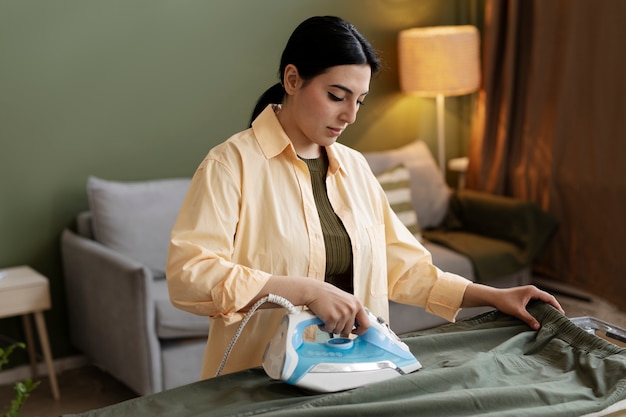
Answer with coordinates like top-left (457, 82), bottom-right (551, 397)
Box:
top-left (0, 0), bottom-right (482, 361)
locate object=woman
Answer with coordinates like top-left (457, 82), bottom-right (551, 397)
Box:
top-left (166, 16), bottom-right (563, 379)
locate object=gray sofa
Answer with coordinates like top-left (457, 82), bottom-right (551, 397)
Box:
top-left (61, 140), bottom-right (552, 395)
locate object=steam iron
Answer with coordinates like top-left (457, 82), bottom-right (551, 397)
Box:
top-left (262, 310), bottom-right (422, 392)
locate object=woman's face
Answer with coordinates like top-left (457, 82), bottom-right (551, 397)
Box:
top-left (279, 64), bottom-right (371, 158)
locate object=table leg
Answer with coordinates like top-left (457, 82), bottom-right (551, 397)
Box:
top-left (33, 311), bottom-right (60, 400)
top-left (21, 315), bottom-right (39, 379)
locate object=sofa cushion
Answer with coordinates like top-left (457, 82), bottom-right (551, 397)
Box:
top-left (86, 176), bottom-right (190, 275)
top-left (422, 241), bottom-right (474, 281)
top-left (375, 164), bottom-right (422, 242)
top-left (153, 280), bottom-right (210, 339)
top-left (363, 140), bottom-right (450, 229)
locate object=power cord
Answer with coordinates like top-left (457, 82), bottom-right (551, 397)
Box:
top-left (215, 294), bottom-right (298, 377)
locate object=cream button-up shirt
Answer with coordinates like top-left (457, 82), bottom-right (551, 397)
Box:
top-left (166, 105), bottom-right (471, 378)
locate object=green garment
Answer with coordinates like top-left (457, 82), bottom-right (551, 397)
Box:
top-left (301, 151), bottom-right (353, 293)
top-left (65, 302), bottom-right (626, 417)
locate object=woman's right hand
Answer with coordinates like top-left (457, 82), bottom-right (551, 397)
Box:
top-left (249, 276), bottom-right (371, 336)
top-left (305, 280), bottom-right (371, 335)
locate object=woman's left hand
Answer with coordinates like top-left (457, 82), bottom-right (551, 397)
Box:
top-left (463, 283), bottom-right (565, 330)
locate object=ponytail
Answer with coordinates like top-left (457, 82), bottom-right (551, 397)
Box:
top-left (249, 83), bottom-right (285, 127)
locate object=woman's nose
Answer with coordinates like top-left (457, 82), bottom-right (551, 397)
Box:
top-left (340, 102), bottom-right (359, 124)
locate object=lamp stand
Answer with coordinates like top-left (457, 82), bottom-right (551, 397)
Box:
top-left (435, 93), bottom-right (446, 177)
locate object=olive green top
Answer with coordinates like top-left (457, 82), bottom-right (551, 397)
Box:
top-left (301, 150), bottom-right (354, 293)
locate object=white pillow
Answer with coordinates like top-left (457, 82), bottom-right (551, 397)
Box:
top-left (375, 164), bottom-right (422, 242)
top-left (364, 140), bottom-right (450, 229)
top-left (87, 176), bottom-right (191, 275)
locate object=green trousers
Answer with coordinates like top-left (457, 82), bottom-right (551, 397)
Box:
top-left (66, 302), bottom-right (626, 417)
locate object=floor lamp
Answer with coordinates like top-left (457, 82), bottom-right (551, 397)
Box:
top-left (398, 26), bottom-right (481, 177)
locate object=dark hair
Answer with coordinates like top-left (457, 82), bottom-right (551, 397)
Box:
top-left (249, 16), bottom-right (381, 126)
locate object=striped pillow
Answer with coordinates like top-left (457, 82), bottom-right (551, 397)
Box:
top-left (375, 164), bottom-right (422, 242)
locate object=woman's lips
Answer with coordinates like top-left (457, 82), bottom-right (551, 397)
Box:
top-left (327, 127), bottom-right (343, 137)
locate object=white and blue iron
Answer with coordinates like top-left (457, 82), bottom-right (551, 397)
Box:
top-left (262, 309), bottom-right (422, 392)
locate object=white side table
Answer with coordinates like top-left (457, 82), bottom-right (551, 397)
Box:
top-left (448, 156), bottom-right (469, 189)
top-left (0, 265), bottom-right (60, 399)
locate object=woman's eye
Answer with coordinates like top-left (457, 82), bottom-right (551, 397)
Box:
top-left (329, 92), bottom-right (365, 106)
top-left (328, 92), bottom-right (344, 102)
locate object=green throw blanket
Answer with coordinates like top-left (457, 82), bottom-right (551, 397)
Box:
top-left (424, 189), bottom-right (558, 282)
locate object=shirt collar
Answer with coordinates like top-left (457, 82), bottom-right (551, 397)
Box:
top-left (252, 105), bottom-right (294, 160)
top-left (251, 104), bottom-right (347, 176)
top-left (325, 144), bottom-right (346, 176)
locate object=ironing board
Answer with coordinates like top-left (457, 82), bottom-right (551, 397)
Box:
top-left (64, 302), bottom-right (626, 417)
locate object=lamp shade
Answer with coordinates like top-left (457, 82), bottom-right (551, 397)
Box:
top-left (398, 26), bottom-right (480, 97)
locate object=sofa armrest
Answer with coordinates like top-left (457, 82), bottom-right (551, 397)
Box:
top-left (61, 229), bottom-right (162, 395)
top-left (442, 189), bottom-right (558, 253)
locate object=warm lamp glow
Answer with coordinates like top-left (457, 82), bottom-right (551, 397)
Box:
top-left (398, 25), bottom-right (481, 176)
top-left (398, 26), bottom-right (480, 96)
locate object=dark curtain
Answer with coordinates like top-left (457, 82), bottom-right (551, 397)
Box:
top-left (467, 0), bottom-right (626, 309)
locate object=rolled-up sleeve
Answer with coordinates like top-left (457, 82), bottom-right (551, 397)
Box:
top-left (382, 197), bottom-right (472, 322)
top-left (424, 271), bottom-right (471, 321)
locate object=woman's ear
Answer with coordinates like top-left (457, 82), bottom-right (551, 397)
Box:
top-left (283, 64), bottom-right (302, 95)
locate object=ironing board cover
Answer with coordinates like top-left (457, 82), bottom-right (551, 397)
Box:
top-left (64, 301), bottom-right (626, 417)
